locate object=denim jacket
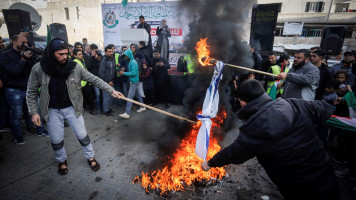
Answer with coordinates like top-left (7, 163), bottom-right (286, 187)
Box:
top-left (26, 62), bottom-right (114, 121)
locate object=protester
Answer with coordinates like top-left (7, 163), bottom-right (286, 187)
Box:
top-left (265, 52), bottom-right (281, 98)
top-left (278, 49), bottom-right (320, 100)
top-left (82, 38), bottom-right (88, 50)
top-left (310, 50), bottom-right (332, 100)
top-left (99, 46), bottom-right (116, 116)
top-left (73, 49), bottom-right (96, 115)
top-left (138, 41), bottom-right (152, 66)
top-left (155, 19), bottom-right (171, 60)
top-left (152, 49), bottom-right (171, 108)
top-left (130, 43), bottom-right (145, 99)
top-left (68, 44), bottom-right (73, 59)
top-left (202, 79), bottom-right (339, 200)
top-left (137, 15), bottom-right (152, 55)
top-left (26, 38), bottom-right (123, 175)
top-left (249, 44), bottom-right (262, 80)
top-left (0, 35), bottom-right (46, 144)
top-left (0, 36), bottom-right (6, 53)
top-left (87, 44), bottom-right (101, 114)
top-left (119, 49), bottom-right (146, 119)
top-left (275, 52), bottom-right (290, 96)
top-left (331, 50), bottom-right (355, 87)
top-left (117, 46), bottom-right (129, 99)
top-left (140, 60), bottom-right (155, 105)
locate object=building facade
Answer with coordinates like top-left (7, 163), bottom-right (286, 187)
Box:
top-left (0, 0), bottom-right (355, 50)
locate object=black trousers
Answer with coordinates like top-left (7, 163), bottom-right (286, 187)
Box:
top-left (82, 84), bottom-right (95, 109)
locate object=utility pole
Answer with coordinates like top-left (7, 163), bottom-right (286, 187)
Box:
top-left (327, 0), bottom-right (334, 24)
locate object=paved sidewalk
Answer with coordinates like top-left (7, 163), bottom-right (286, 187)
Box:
top-left (2, 104), bottom-right (350, 200)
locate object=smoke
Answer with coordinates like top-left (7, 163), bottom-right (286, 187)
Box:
top-left (181, 0), bottom-right (256, 132)
top-left (120, 0), bottom-right (256, 169)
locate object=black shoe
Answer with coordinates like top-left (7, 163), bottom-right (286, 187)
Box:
top-left (89, 108), bottom-right (97, 115)
top-left (108, 109), bottom-right (114, 114)
top-left (103, 111), bottom-right (113, 116)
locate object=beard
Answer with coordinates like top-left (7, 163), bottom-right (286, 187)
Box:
top-left (293, 60), bottom-right (305, 69)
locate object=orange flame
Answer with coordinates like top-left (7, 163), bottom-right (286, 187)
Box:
top-left (195, 38), bottom-right (213, 66)
top-left (133, 110), bottom-right (227, 195)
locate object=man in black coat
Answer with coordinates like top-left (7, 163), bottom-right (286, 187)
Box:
top-left (0, 35), bottom-right (37, 144)
top-left (310, 49), bottom-right (332, 100)
top-left (202, 79), bottom-right (339, 200)
top-left (152, 49), bottom-right (170, 108)
top-left (137, 15), bottom-right (152, 55)
top-left (138, 41), bottom-right (152, 66)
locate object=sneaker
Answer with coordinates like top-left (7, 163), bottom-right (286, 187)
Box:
top-left (103, 111), bottom-right (113, 116)
top-left (137, 107), bottom-right (146, 113)
top-left (38, 130), bottom-right (50, 137)
top-left (119, 113), bottom-right (130, 119)
top-left (14, 137), bottom-right (25, 145)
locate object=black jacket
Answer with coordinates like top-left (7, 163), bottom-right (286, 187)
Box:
top-left (208, 94), bottom-right (339, 199)
top-left (87, 56), bottom-right (101, 77)
top-left (152, 57), bottom-right (170, 83)
top-left (315, 63), bottom-right (332, 100)
top-left (138, 45), bottom-right (153, 67)
top-left (0, 48), bottom-right (36, 90)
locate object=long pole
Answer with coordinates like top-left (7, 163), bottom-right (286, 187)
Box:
top-left (224, 63), bottom-right (278, 77)
top-left (120, 97), bottom-right (197, 124)
top-left (205, 57), bottom-right (278, 77)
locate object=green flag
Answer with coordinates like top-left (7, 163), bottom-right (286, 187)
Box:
top-left (122, 0), bottom-right (128, 7)
top-left (268, 82), bottom-right (278, 100)
top-left (344, 90), bottom-right (356, 118)
top-left (46, 25), bottom-right (51, 45)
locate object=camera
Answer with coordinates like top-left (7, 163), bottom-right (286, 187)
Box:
top-left (95, 50), bottom-right (102, 57)
top-left (21, 44), bottom-right (42, 56)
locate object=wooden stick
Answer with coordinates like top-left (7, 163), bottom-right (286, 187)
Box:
top-left (204, 57), bottom-right (277, 77)
top-left (224, 63), bottom-right (278, 77)
top-left (120, 97), bottom-right (197, 124)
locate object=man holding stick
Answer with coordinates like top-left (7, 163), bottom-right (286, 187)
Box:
top-left (26, 38), bottom-right (123, 175)
top-left (202, 79), bottom-right (339, 200)
top-left (277, 49), bottom-right (320, 100)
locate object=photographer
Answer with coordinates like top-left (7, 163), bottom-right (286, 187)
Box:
top-left (0, 35), bottom-right (37, 144)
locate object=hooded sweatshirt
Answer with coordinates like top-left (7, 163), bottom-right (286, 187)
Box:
top-left (123, 49), bottom-right (139, 83)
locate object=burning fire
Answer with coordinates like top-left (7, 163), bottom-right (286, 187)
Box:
top-left (195, 38), bottom-right (213, 66)
top-left (133, 110), bottom-right (227, 195)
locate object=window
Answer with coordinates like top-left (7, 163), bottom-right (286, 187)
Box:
top-left (64, 7), bottom-right (69, 20)
top-left (76, 7), bottom-right (80, 20)
top-left (305, 1), bottom-right (325, 12)
top-left (335, 3), bottom-right (350, 12)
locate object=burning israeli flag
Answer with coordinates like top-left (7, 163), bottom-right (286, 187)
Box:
top-left (195, 61), bottom-right (225, 160)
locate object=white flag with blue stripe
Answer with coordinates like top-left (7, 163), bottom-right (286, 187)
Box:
top-left (195, 61), bottom-right (224, 160)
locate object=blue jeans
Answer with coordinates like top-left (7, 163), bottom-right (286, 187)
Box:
top-left (102, 89), bottom-right (113, 113)
top-left (125, 82), bottom-right (144, 114)
top-left (93, 87), bottom-right (102, 113)
top-left (5, 88), bottom-right (30, 139)
top-left (47, 106), bottom-right (94, 162)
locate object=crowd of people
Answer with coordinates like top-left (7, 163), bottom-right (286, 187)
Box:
top-left (229, 46), bottom-right (356, 182)
top-left (0, 16), bottom-right (356, 199)
top-left (0, 15), bottom-right (175, 173)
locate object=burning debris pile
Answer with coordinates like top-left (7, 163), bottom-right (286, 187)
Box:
top-left (133, 0), bottom-right (256, 196)
top-left (133, 110), bottom-right (227, 195)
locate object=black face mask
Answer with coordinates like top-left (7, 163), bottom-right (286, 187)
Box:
top-left (293, 60), bottom-right (305, 69)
